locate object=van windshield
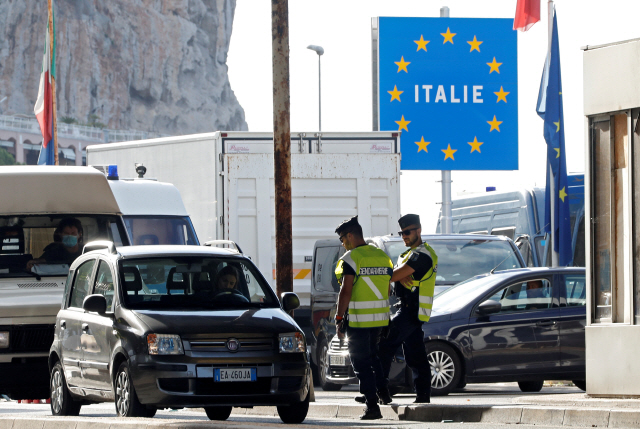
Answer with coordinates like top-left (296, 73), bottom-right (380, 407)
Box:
top-left (123, 216), bottom-right (199, 246)
top-left (119, 257), bottom-right (279, 310)
top-left (384, 238), bottom-right (522, 285)
top-left (0, 215), bottom-right (127, 278)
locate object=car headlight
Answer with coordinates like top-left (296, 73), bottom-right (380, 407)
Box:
top-left (279, 332), bottom-right (305, 353)
top-left (147, 333), bottom-right (184, 355)
top-left (0, 332), bottom-right (8, 348)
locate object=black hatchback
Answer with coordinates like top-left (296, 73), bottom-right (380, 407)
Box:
top-left (48, 243), bottom-right (311, 424)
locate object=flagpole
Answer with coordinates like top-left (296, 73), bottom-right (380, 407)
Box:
top-left (547, 1), bottom-right (558, 267)
top-left (48, 0), bottom-right (58, 165)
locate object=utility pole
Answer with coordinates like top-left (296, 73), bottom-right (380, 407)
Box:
top-left (272, 0), bottom-right (293, 299)
top-left (439, 6), bottom-right (452, 233)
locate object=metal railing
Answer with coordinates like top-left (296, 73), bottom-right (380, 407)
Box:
top-left (0, 114), bottom-right (168, 143)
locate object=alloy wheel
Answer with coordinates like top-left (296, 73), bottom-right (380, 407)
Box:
top-left (116, 370), bottom-right (130, 415)
top-left (428, 350), bottom-right (455, 389)
top-left (319, 344), bottom-right (330, 385)
top-left (51, 368), bottom-right (63, 414)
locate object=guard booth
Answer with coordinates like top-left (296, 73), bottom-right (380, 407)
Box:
top-left (584, 38), bottom-right (640, 396)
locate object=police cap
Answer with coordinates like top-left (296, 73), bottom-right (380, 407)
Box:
top-left (335, 215), bottom-right (360, 235)
top-left (398, 214), bottom-right (421, 229)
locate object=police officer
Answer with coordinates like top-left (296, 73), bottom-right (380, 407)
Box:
top-left (378, 214), bottom-right (437, 404)
top-left (334, 216), bottom-right (392, 420)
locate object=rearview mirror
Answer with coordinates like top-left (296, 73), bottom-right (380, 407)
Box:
top-left (83, 294), bottom-right (107, 314)
top-left (281, 292), bottom-right (300, 312)
top-left (477, 299), bottom-right (501, 315)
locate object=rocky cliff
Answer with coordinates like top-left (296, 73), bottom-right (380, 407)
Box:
top-left (0, 0), bottom-right (247, 135)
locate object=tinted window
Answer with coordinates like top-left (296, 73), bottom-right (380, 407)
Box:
top-left (314, 246), bottom-right (340, 292)
top-left (93, 260), bottom-right (115, 312)
top-left (69, 259), bottom-right (96, 308)
top-left (562, 274), bottom-right (586, 307)
top-left (123, 216), bottom-right (198, 245)
top-left (119, 257), bottom-right (279, 310)
top-left (486, 279), bottom-right (554, 313)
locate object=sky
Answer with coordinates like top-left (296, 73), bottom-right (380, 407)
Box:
top-left (227, 0), bottom-right (640, 231)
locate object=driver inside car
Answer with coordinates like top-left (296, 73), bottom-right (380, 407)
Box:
top-left (216, 265), bottom-right (238, 290)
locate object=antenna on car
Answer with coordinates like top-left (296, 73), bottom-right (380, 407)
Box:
top-left (490, 252), bottom-right (514, 275)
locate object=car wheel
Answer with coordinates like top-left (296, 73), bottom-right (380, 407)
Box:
top-left (50, 361), bottom-right (82, 416)
top-left (114, 361), bottom-right (146, 417)
top-left (145, 407), bottom-right (157, 418)
top-left (426, 342), bottom-right (461, 396)
top-left (518, 380), bottom-right (544, 392)
top-left (572, 380), bottom-right (586, 391)
top-left (318, 339), bottom-right (342, 391)
top-left (277, 390), bottom-right (310, 424)
top-left (205, 406), bottom-right (232, 420)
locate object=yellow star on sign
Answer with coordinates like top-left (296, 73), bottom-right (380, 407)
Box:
top-left (441, 27), bottom-right (456, 44)
top-left (554, 121), bottom-right (561, 132)
top-left (388, 85), bottom-right (403, 102)
top-left (487, 57), bottom-right (502, 74)
top-left (494, 86), bottom-right (509, 103)
top-left (414, 35), bottom-right (430, 51)
top-left (559, 186), bottom-right (568, 202)
top-left (395, 56), bottom-right (410, 73)
top-left (415, 136), bottom-right (430, 152)
top-left (468, 136), bottom-right (483, 153)
top-left (442, 144), bottom-right (457, 160)
top-left (555, 148), bottom-right (560, 158)
top-left (487, 115), bottom-right (503, 132)
top-left (395, 115), bottom-right (410, 132)
top-left (467, 35), bottom-right (482, 52)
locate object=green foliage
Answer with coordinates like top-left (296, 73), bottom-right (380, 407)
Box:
top-left (0, 147), bottom-right (19, 165)
top-left (86, 114), bottom-right (106, 129)
top-left (60, 116), bottom-right (78, 124)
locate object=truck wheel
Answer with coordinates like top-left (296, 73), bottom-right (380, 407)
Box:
top-left (426, 342), bottom-right (461, 396)
top-left (205, 406), bottom-right (232, 420)
top-left (277, 390), bottom-right (309, 424)
top-left (50, 362), bottom-right (82, 416)
top-left (114, 361), bottom-right (146, 417)
top-left (318, 339), bottom-right (342, 391)
top-left (518, 380), bottom-right (544, 392)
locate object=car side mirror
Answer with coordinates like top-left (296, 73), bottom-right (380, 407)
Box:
top-left (281, 292), bottom-right (300, 312)
top-left (477, 299), bottom-right (501, 315)
top-left (83, 294), bottom-right (107, 314)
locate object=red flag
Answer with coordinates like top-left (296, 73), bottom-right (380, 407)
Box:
top-left (514, 0), bottom-right (540, 32)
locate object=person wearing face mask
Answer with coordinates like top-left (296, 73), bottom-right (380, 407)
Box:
top-left (26, 218), bottom-right (84, 270)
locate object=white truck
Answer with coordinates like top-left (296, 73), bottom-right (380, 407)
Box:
top-left (86, 131), bottom-right (402, 307)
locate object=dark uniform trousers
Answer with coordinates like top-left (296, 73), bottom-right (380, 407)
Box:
top-left (346, 326), bottom-right (386, 403)
top-left (378, 306), bottom-right (431, 397)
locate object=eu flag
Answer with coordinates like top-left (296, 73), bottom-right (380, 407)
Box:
top-left (536, 9), bottom-right (572, 266)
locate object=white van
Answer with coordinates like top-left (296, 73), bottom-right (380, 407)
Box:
top-left (0, 166), bottom-right (131, 400)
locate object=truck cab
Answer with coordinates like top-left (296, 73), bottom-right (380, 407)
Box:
top-left (0, 166), bottom-right (130, 399)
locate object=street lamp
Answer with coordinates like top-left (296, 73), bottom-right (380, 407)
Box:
top-left (307, 45), bottom-right (324, 132)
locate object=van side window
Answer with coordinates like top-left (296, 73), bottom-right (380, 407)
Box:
top-left (69, 259), bottom-right (96, 308)
top-left (93, 261), bottom-right (115, 312)
top-left (314, 246), bottom-right (341, 292)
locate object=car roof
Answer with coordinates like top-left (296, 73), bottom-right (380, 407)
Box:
top-left (468, 266), bottom-right (585, 280)
top-left (369, 233), bottom-right (514, 243)
top-left (87, 245), bottom-right (244, 260)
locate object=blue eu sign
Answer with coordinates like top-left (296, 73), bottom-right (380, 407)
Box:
top-left (377, 17), bottom-right (518, 170)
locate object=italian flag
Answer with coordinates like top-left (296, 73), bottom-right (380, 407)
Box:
top-left (34, 5), bottom-right (55, 165)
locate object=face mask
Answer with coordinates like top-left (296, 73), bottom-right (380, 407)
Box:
top-left (62, 235), bottom-right (78, 248)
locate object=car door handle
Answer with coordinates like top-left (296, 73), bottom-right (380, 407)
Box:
top-left (82, 323), bottom-right (89, 333)
top-left (60, 320), bottom-right (66, 330)
top-left (536, 320), bottom-right (556, 326)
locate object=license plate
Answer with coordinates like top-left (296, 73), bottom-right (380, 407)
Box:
top-left (214, 368), bottom-right (257, 382)
top-left (330, 355), bottom-right (347, 366)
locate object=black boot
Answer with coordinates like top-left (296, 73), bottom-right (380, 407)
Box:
top-left (360, 402), bottom-right (383, 420)
top-left (413, 394), bottom-right (430, 404)
top-left (354, 395), bottom-right (366, 403)
top-left (377, 387), bottom-right (393, 405)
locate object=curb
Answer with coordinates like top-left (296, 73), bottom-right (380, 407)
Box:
top-left (3, 404), bottom-right (640, 428)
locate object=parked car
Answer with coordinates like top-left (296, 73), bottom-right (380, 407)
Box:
top-left (48, 243), bottom-right (311, 424)
top-left (310, 234), bottom-right (526, 390)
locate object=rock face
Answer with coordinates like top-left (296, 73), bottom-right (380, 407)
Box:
top-left (0, 0), bottom-right (247, 135)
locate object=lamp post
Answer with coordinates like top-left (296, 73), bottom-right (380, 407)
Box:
top-left (307, 45), bottom-right (324, 131)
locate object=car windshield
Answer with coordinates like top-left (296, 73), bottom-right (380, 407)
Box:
top-left (384, 238), bottom-right (522, 284)
top-left (433, 274), bottom-right (504, 314)
top-left (0, 215), bottom-right (126, 278)
top-left (119, 256), bottom-right (279, 310)
top-left (123, 216), bottom-right (199, 246)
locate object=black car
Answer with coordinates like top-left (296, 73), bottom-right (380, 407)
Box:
top-left (310, 234), bottom-right (526, 390)
top-left (48, 243), bottom-right (311, 424)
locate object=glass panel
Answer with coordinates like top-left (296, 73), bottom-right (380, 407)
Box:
top-left (122, 216), bottom-right (198, 245)
top-left (633, 109), bottom-right (640, 324)
top-left (486, 279), bottom-right (554, 313)
top-left (313, 246), bottom-right (340, 292)
top-left (69, 259), bottom-right (96, 308)
top-left (592, 118), bottom-right (613, 320)
top-left (93, 261), bottom-right (115, 312)
top-left (562, 274), bottom-right (587, 307)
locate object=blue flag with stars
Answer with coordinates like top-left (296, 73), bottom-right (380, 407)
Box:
top-left (536, 9), bottom-right (572, 266)
top-left (377, 17), bottom-right (518, 170)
